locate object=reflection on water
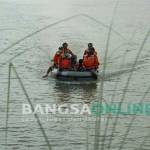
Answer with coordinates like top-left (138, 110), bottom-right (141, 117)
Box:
top-left (53, 81), bottom-right (98, 103)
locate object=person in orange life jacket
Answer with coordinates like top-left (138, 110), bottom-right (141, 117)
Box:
top-left (42, 46), bottom-right (63, 78)
top-left (78, 43), bottom-right (99, 71)
top-left (53, 46), bottom-right (63, 67)
top-left (83, 47), bottom-right (99, 70)
top-left (59, 42), bottom-right (77, 70)
top-left (84, 43), bottom-right (97, 56)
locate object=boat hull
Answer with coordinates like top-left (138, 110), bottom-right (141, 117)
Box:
top-left (51, 68), bottom-right (98, 81)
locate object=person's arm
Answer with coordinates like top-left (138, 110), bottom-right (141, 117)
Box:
top-left (84, 49), bottom-right (87, 55)
top-left (68, 49), bottom-right (74, 56)
top-left (94, 55), bottom-right (100, 67)
top-left (53, 53), bottom-right (57, 64)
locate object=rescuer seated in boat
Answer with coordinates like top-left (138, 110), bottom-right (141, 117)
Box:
top-left (42, 46), bottom-right (63, 78)
top-left (59, 42), bottom-right (77, 70)
top-left (59, 52), bottom-right (72, 70)
top-left (76, 59), bottom-right (85, 71)
top-left (82, 47), bottom-right (100, 70)
top-left (53, 46), bottom-right (63, 67)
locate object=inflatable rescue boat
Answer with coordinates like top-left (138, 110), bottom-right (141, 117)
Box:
top-left (51, 68), bottom-right (98, 81)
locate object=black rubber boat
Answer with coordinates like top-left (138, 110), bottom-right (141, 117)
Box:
top-left (51, 68), bottom-right (98, 81)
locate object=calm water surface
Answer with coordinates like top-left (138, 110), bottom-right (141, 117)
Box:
top-left (0, 0), bottom-right (150, 149)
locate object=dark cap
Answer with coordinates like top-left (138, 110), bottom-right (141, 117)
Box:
top-left (62, 42), bottom-right (68, 47)
top-left (88, 43), bottom-right (93, 48)
top-left (58, 46), bottom-right (63, 50)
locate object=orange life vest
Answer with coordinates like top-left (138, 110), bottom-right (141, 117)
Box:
top-left (53, 52), bottom-right (60, 67)
top-left (59, 58), bottom-right (71, 69)
top-left (83, 54), bottom-right (99, 69)
top-left (58, 48), bottom-right (72, 69)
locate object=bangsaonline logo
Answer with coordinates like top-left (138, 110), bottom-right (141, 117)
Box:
top-left (22, 103), bottom-right (150, 116)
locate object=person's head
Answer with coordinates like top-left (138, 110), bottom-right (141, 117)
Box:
top-left (62, 42), bottom-right (68, 49)
top-left (88, 43), bottom-right (93, 49)
top-left (79, 59), bottom-right (83, 64)
top-left (58, 46), bottom-right (63, 51)
top-left (57, 46), bottom-right (63, 54)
